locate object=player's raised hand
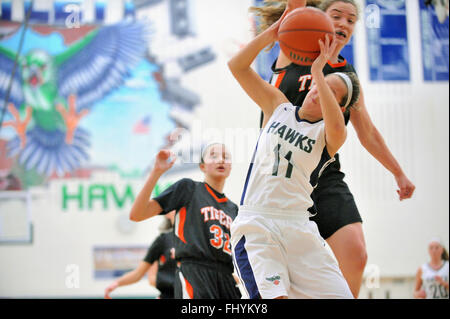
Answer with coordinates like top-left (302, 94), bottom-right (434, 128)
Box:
top-left (282, 0), bottom-right (307, 24)
top-left (286, 0), bottom-right (306, 11)
top-left (268, 0), bottom-right (306, 38)
top-left (311, 35), bottom-right (337, 75)
top-left (153, 150), bottom-right (176, 174)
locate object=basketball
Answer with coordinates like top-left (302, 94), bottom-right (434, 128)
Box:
top-left (278, 7), bottom-right (335, 65)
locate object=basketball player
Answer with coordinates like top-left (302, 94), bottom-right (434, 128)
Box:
top-left (144, 212), bottom-right (177, 299)
top-left (414, 238), bottom-right (449, 299)
top-left (104, 211), bottom-right (177, 299)
top-left (129, 144), bottom-right (241, 299)
top-left (252, 0), bottom-right (416, 297)
top-left (228, 1), bottom-right (359, 297)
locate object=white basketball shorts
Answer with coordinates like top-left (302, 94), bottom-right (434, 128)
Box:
top-left (231, 206), bottom-right (353, 299)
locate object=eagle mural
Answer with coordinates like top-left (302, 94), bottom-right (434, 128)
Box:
top-left (0, 20), bottom-right (150, 177)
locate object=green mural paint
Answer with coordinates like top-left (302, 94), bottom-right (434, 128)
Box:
top-left (88, 184), bottom-right (108, 210)
top-left (110, 184), bottom-right (135, 208)
top-left (61, 182), bottom-right (173, 211)
top-left (153, 183), bottom-right (161, 197)
top-left (62, 185), bottom-right (83, 210)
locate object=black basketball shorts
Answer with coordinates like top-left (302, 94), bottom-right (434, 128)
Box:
top-left (309, 178), bottom-right (363, 240)
top-left (174, 259), bottom-right (241, 299)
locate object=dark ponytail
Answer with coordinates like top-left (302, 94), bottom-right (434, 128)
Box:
top-left (442, 247), bottom-right (449, 261)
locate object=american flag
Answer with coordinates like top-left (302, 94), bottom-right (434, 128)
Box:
top-left (133, 115), bottom-right (151, 134)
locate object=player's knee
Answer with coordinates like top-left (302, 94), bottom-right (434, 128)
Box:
top-left (358, 249), bottom-right (368, 271)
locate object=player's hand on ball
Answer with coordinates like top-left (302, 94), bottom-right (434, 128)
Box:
top-left (280, 0), bottom-right (306, 23)
top-left (311, 35), bottom-right (337, 75)
top-left (268, 0), bottom-right (306, 38)
top-left (154, 150), bottom-right (176, 174)
top-left (286, 0), bottom-right (307, 11)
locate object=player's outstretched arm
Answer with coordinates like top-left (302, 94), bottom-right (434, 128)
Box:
top-left (104, 261), bottom-right (151, 299)
top-left (349, 90), bottom-right (415, 200)
top-left (227, 21), bottom-right (287, 118)
top-left (129, 150), bottom-right (176, 222)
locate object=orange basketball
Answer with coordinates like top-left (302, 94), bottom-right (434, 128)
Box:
top-left (278, 7), bottom-right (335, 65)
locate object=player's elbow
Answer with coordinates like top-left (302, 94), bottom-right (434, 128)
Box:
top-left (327, 127), bottom-right (347, 153)
top-left (329, 124), bottom-right (347, 142)
top-left (227, 57), bottom-right (247, 78)
top-left (227, 59), bottom-right (238, 78)
top-left (129, 210), bottom-right (143, 222)
top-left (335, 130), bottom-right (347, 148)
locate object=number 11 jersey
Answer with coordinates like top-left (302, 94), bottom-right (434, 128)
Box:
top-left (241, 102), bottom-right (333, 213)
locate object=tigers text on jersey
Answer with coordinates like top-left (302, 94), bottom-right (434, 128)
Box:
top-left (421, 261), bottom-right (449, 299)
top-left (241, 103), bottom-right (333, 212)
top-left (154, 178), bottom-right (238, 272)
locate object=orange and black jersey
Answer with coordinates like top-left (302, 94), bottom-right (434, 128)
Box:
top-left (143, 231), bottom-right (176, 299)
top-left (154, 178), bottom-right (238, 272)
top-left (268, 55), bottom-right (357, 126)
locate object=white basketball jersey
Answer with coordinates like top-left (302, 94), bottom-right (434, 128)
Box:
top-left (421, 261), bottom-right (449, 299)
top-left (240, 103), bottom-right (333, 212)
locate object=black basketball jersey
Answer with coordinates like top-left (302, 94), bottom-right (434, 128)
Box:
top-left (270, 56), bottom-right (357, 125)
top-left (144, 231), bottom-right (176, 297)
top-left (154, 178), bottom-right (238, 272)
